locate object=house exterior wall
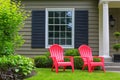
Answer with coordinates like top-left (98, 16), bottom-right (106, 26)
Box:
top-left (16, 0), bottom-right (99, 57)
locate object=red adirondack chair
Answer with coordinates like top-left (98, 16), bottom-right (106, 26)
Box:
top-left (49, 44), bottom-right (74, 73)
top-left (78, 44), bottom-right (105, 72)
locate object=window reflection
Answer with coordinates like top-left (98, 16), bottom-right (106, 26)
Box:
top-left (66, 11), bottom-right (72, 17)
top-left (68, 23), bottom-right (72, 28)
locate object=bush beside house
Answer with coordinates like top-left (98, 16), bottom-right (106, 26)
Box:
top-left (112, 31), bottom-right (120, 62)
top-left (0, 55), bottom-right (34, 80)
top-left (113, 31), bottom-right (120, 52)
top-left (0, 0), bottom-right (34, 80)
top-left (34, 49), bottom-right (100, 70)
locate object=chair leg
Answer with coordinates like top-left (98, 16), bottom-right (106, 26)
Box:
top-left (88, 65), bottom-right (91, 72)
top-left (102, 66), bottom-right (106, 72)
top-left (91, 66), bottom-right (95, 72)
top-left (55, 65), bottom-right (58, 73)
top-left (63, 66), bottom-right (66, 71)
top-left (82, 65), bottom-right (86, 70)
top-left (51, 64), bottom-right (54, 71)
top-left (72, 65), bottom-right (74, 72)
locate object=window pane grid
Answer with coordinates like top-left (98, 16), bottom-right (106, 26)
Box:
top-left (48, 10), bottom-right (73, 46)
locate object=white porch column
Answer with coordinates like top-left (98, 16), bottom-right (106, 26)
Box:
top-left (102, 2), bottom-right (110, 57)
top-left (99, 5), bottom-right (103, 56)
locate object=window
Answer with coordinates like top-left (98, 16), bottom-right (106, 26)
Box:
top-left (46, 8), bottom-right (74, 48)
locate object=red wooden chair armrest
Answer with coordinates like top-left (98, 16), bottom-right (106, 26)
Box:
top-left (64, 56), bottom-right (73, 58)
top-left (80, 56), bottom-right (91, 63)
top-left (64, 56), bottom-right (74, 63)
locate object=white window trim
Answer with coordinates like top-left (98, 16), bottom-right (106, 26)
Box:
top-left (45, 8), bottom-right (74, 48)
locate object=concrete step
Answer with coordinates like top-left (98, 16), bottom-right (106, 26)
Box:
top-left (105, 66), bottom-right (120, 71)
top-left (105, 62), bottom-right (120, 66)
top-left (105, 62), bottom-right (120, 71)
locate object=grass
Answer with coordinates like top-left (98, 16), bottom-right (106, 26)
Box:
top-left (25, 68), bottom-right (120, 80)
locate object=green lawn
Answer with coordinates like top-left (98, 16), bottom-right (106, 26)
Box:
top-left (25, 68), bottom-right (120, 80)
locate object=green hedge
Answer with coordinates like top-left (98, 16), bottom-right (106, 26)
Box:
top-left (65, 49), bottom-right (79, 56)
top-left (34, 56), bottom-right (52, 68)
top-left (74, 56), bottom-right (83, 69)
top-left (34, 49), bottom-right (101, 70)
top-left (34, 55), bottom-right (100, 70)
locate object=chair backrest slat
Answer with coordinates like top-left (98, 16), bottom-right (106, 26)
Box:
top-left (78, 45), bottom-right (93, 61)
top-left (49, 44), bottom-right (64, 62)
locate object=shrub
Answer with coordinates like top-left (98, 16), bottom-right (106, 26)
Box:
top-left (113, 43), bottom-right (120, 52)
top-left (93, 57), bottom-right (101, 62)
top-left (44, 52), bottom-right (53, 67)
top-left (0, 0), bottom-right (29, 56)
top-left (34, 56), bottom-right (52, 68)
top-left (93, 57), bottom-right (101, 70)
top-left (0, 55), bottom-right (35, 80)
top-left (73, 56), bottom-right (101, 70)
top-left (34, 50), bottom-right (101, 70)
top-left (113, 31), bottom-right (120, 52)
top-left (113, 31), bottom-right (120, 38)
top-left (44, 52), bottom-right (50, 58)
top-left (0, 1), bottom-right (34, 79)
top-left (74, 56), bottom-right (83, 69)
top-left (34, 55), bottom-right (101, 70)
top-left (46, 58), bottom-right (53, 68)
top-left (65, 49), bottom-right (79, 56)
